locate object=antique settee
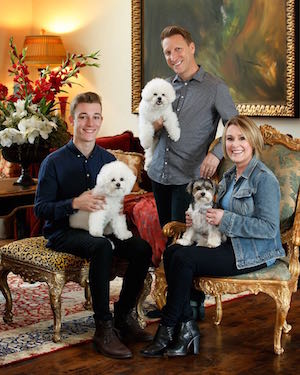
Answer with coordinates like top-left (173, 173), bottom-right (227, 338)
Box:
top-left (0, 131), bottom-right (165, 342)
top-left (153, 125), bottom-right (300, 355)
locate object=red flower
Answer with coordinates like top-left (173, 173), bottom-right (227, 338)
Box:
top-left (1, 37), bottom-right (100, 117)
top-left (0, 84), bottom-right (8, 100)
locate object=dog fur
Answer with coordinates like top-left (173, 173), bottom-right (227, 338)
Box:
top-left (176, 178), bottom-right (226, 248)
top-left (138, 78), bottom-right (180, 170)
top-left (69, 160), bottom-right (136, 240)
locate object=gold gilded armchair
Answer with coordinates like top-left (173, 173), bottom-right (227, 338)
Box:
top-left (153, 125), bottom-right (300, 355)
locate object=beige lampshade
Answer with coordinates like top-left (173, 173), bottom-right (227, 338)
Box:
top-left (23, 34), bottom-right (66, 67)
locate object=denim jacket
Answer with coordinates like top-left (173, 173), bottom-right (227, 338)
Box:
top-left (217, 156), bottom-right (285, 269)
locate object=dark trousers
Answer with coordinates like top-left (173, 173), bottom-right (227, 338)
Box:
top-left (50, 228), bottom-right (152, 321)
top-left (162, 240), bottom-right (266, 326)
top-left (151, 180), bottom-right (191, 228)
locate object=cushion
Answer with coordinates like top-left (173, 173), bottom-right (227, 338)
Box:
top-left (124, 192), bottom-right (166, 267)
top-left (108, 149), bottom-right (145, 193)
top-left (95, 131), bottom-right (134, 152)
top-left (225, 259), bottom-right (291, 281)
top-left (0, 237), bottom-right (90, 272)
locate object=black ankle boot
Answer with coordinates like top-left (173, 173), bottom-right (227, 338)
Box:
top-left (140, 324), bottom-right (175, 357)
top-left (165, 320), bottom-right (200, 357)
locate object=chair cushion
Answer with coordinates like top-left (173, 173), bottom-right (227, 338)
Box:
top-left (0, 236), bottom-right (89, 272)
top-left (95, 131), bottom-right (133, 152)
top-left (226, 259), bottom-right (291, 281)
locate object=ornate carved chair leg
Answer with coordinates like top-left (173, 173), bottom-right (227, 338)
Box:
top-left (0, 269), bottom-right (13, 323)
top-left (273, 293), bottom-right (291, 355)
top-left (83, 280), bottom-right (92, 310)
top-left (283, 320), bottom-right (292, 334)
top-left (48, 274), bottom-right (65, 343)
top-left (214, 295), bottom-right (223, 325)
top-left (136, 271), bottom-right (153, 328)
top-left (153, 265), bottom-right (168, 310)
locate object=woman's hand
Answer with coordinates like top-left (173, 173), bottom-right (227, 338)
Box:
top-left (185, 212), bottom-right (192, 227)
top-left (72, 190), bottom-right (106, 212)
top-left (206, 208), bottom-right (224, 226)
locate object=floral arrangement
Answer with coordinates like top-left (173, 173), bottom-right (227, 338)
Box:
top-left (0, 37), bottom-right (100, 150)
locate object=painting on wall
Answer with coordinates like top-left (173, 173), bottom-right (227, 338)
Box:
top-left (132, 0), bottom-right (298, 117)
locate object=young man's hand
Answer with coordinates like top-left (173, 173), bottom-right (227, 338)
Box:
top-left (72, 190), bottom-right (106, 212)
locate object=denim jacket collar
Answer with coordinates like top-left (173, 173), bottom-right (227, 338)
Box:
top-left (223, 155), bottom-right (259, 182)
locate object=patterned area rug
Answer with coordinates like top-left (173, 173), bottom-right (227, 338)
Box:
top-left (0, 274), bottom-right (248, 367)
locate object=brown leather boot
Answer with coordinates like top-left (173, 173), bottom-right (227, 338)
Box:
top-left (93, 319), bottom-right (132, 359)
top-left (114, 305), bottom-right (153, 343)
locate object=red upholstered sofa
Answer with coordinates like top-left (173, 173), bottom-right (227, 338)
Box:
top-left (0, 131), bottom-right (166, 266)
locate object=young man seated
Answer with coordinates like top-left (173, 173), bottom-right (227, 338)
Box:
top-left (34, 91), bottom-right (153, 359)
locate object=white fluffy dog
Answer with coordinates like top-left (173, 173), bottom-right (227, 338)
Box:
top-left (138, 78), bottom-right (180, 170)
top-left (176, 178), bottom-right (226, 248)
top-left (69, 160), bottom-right (136, 240)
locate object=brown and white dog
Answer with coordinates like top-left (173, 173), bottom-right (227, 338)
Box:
top-left (176, 178), bottom-right (226, 248)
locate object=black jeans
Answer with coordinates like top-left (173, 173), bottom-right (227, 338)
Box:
top-left (162, 240), bottom-right (266, 326)
top-left (151, 180), bottom-right (191, 228)
top-left (49, 228), bottom-right (152, 321)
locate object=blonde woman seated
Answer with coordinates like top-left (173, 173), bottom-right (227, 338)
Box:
top-left (141, 115), bottom-right (285, 358)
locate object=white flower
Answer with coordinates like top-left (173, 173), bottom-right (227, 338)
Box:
top-left (39, 120), bottom-right (57, 140)
top-left (0, 128), bottom-right (25, 147)
top-left (17, 115), bottom-right (58, 143)
top-left (26, 128), bottom-right (40, 144)
top-left (13, 99), bottom-right (28, 118)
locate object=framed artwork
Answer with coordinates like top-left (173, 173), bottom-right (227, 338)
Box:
top-left (132, 0), bottom-right (298, 117)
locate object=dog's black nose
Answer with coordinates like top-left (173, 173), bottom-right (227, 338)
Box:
top-left (116, 183), bottom-right (121, 188)
top-left (201, 192), bottom-right (205, 197)
top-left (156, 97), bottom-right (162, 104)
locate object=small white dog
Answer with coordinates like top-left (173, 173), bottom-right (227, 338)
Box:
top-left (176, 178), bottom-right (226, 248)
top-left (138, 78), bottom-right (180, 170)
top-left (69, 160), bottom-right (136, 240)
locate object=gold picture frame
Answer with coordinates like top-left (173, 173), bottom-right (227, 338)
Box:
top-left (131, 0), bottom-right (298, 117)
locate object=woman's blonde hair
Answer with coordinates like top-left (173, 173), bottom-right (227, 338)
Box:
top-left (222, 115), bottom-right (264, 159)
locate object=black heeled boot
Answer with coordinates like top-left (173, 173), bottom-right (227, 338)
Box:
top-left (140, 324), bottom-right (175, 357)
top-left (165, 320), bottom-right (200, 357)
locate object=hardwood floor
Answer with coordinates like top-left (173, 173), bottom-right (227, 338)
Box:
top-left (1, 291), bottom-right (300, 375)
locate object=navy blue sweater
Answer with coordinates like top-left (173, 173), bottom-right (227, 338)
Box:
top-left (34, 140), bottom-right (115, 245)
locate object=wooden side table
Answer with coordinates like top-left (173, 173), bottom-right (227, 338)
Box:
top-left (0, 178), bottom-right (37, 240)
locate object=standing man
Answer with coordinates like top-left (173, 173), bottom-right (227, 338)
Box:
top-left (34, 92), bottom-right (153, 359)
top-left (147, 25), bottom-right (238, 317)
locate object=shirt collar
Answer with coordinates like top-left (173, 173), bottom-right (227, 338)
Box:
top-left (66, 139), bottom-right (97, 158)
top-left (172, 65), bottom-right (205, 84)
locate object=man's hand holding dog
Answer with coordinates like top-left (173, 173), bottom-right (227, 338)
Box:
top-left (72, 190), bottom-right (106, 212)
top-left (153, 117), bottom-right (164, 133)
top-left (206, 208), bottom-right (224, 226)
top-left (200, 152), bottom-right (220, 179)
